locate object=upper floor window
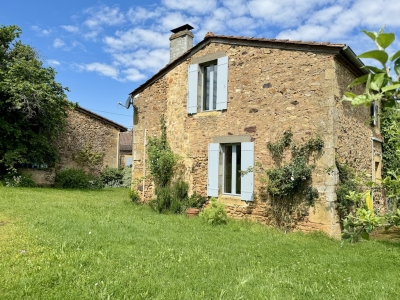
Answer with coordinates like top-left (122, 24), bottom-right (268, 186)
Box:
top-left (187, 56), bottom-right (228, 114)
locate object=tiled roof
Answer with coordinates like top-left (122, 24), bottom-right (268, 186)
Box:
top-left (129, 34), bottom-right (359, 97)
top-left (119, 131), bottom-right (132, 151)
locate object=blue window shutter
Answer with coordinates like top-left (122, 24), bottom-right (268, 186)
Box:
top-left (187, 64), bottom-right (199, 114)
top-left (207, 143), bottom-right (220, 197)
top-left (241, 142), bottom-right (254, 201)
top-left (216, 56), bottom-right (228, 110)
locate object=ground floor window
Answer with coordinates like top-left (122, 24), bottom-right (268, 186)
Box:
top-left (207, 142), bottom-right (254, 201)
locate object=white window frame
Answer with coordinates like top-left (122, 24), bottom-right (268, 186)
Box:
top-left (200, 60), bottom-right (218, 112)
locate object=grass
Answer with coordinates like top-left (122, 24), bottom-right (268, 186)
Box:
top-left (1, 187), bottom-right (400, 299)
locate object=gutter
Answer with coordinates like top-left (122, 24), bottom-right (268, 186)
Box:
top-left (342, 46), bottom-right (369, 75)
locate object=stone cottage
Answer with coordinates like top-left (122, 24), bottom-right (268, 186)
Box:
top-left (128, 24), bottom-right (382, 238)
top-left (20, 105), bottom-right (128, 185)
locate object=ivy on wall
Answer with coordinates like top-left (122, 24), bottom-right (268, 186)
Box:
top-left (72, 144), bottom-right (104, 167)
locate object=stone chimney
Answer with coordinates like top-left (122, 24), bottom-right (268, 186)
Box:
top-left (169, 24), bottom-right (194, 62)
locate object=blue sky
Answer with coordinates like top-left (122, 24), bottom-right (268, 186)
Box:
top-left (2, 0), bottom-right (400, 129)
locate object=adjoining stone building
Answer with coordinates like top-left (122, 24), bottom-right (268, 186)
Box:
top-left (128, 24), bottom-right (382, 238)
top-left (20, 105), bottom-right (128, 185)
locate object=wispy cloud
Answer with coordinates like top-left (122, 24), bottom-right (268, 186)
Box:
top-left (53, 38), bottom-right (65, 49)
top-left (61, 25), bottom-right (79, 33)
top-left (31, 25), bottom-right (51, 36)
top-left (83, 6), bottom-right (125, 29)
top-left (78, 62), bottom-right (119, 79)
top-left (162, 0), bottom-right (217, 14)
top-left (47, 59), bottom-right (61, 66)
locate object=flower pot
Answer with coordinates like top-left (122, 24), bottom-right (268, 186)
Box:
top-left (186, 208), bottom-right (200, 217)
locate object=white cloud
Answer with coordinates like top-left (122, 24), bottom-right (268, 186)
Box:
top-left (53, 38), bottom-right (65, 48)
top-left (222, 0), bottom-right (249, 17)
top-left (127, 7), bottom-right (164, 23)
top-left (162, 0), bottom-right (217, 14)
top-left (47, 59), bottom-right (61, 66)
top-left (103, 28), bottom-right (169, 52)
top-left (79, 62), bottom-right (119, 79)
top-left (113, 48), bottom-right (169, 72)
top-left (122, 68), bottom-right (147, 82)
top-left (61, 25), bottom-right (79, 33)
top-left (83, 6), bottom-right (125, 29)
top-left (31, 25), bottom-right (51, 36)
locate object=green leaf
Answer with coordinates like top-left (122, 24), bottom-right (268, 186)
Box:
top-left (370, 73), bottom-right (385, 91)
top-left (347, 74), bottom-right (369, 88)
top-left (360, 65), bottom-right (385, 74)
top-left (362, 30), bottom-right (377, 42)
top-left (352, 94), bottom-right (370, 106)
top-left (358, 50), bottom-right (389, 66)
top-left (382, 83), bottom-right (400, 92)
top-left (360, 230), bottom-right (370, 240)
top-left (344, 92), bottom-right (357, 99)
top-left (365, 73), bottom-right (372, 94)
top-left (394, 58), bottom-right (400, 76)
top-left (390, 50), bottom-right (400, 62)
top-left (376, 33), bottom-right (395, 49)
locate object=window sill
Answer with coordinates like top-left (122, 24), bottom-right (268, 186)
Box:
top-left (218, 195), bottom-right (247, 206)
top-left (194, 111), bottom-right (221, 118)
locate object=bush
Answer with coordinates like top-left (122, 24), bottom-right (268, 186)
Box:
top-left (100, 167), bottom-right (124, 187)
top-left (186, 192), bottom-right (208, 209)
top-left (3, 173), bottom-right (36, 187)
top-left (151, 180), bottom-right (190, 214)
top-left (199, 198), bottom-right (228, 225)
top-left (55, 168), bottom-right (91, 189)
top-left (128, 189), bottom-right (140, 203)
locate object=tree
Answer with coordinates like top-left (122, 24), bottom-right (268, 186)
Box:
top-left (343, 27), bottom-right (400, 108)
top-left (0, 25), bottom-right (70, 172)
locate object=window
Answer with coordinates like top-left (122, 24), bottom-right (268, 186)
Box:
top-left (207, 142), bottom-right (254, 201)
top-left (187, 56), bottom-right (228, 114)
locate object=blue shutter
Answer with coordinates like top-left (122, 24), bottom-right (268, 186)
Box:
top-left (187, 64), bottom-right (198, 114)
top-left (207, 143), bottom-right (220, 197)
top-left (241, 142), bottom-right (254, 201)
top-left (216, 56), bottom-right (228, 110)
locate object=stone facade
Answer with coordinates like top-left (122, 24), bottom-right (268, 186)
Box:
top-left (20, 106), bottom-right (127, 186)
top-left (130, 33), bottom-right (381, 238)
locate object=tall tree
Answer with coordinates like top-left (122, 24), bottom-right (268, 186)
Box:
top-left (0, 25), bottom-right (70, 172)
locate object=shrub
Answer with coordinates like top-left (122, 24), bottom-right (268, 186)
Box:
top-left (128, 189), bottom-right (140, 203)
top-left (54, 168), bottom-right (90, 189)
top-left (200, 198), bottom-right (228, 225)
top-left (186, 192), bottom-right (208, 209)
top-left (100, 167), bottom-right (124, 187)
top-left (151, 180), bottom-right (190, 214)
top-left (3, 173), bottom-right (36, 187)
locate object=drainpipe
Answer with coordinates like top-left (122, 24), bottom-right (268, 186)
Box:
top-left (117, 132), bottom-right (121, 168)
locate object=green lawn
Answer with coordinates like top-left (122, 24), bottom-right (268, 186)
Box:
top-left (0, 187), bottom-right (399, 299)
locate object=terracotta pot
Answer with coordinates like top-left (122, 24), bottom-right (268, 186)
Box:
top-left (186, 208), bottom-right (200, 217)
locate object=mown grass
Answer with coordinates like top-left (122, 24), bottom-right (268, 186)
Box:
top-left (0, 187), bottom-right (399, 299)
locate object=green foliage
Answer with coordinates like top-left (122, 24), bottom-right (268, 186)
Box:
top-left (336, 162), bottom-right (363, 222)
top-left (186, 192), bottom-right (208, 209)
top-left (381, 106), bottom-right (400, 175)
top-left (147, 115), bottom-right (177, 187)
top-left (128, 188), bottom-right (140, 203)
top-left (267, 130), bottom-right (293, 160)
top-left (0, 25), bottom-right (70, 171)
top-left (199, 198), bottom-right (228, 225)
top-left (382, 171), bottom-right (400, 209)
top-left (343, 28), bottom-right (400, 108)
top-left (2, 172), bottom-right (36, 187)
top-left (72, 145), bottom-right (104, 167)
top-left (342, 207), bottom-right (384, 243)
top-left (151, 180), bottom-right (189, 214)
top-left (385, 208), bottom-right (400, 229)
top-left (54, 168), bottom-right (93, 189)
top-left (263, 130), bottom-right (323, 230)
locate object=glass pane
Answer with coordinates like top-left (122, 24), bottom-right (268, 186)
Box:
top-left (213, 64), bottom-right (217, 110)
top-left (224, 145), bottom-right (232, 194)
top-left (236, 144), bottom-right (241, 194)
top-left (203, 66), bottom-right (211, 110)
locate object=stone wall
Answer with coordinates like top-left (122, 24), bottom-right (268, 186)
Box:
top-left (56, 108), bottom-right (121, 175)
top-left (132, 41), bottom-right (378, 238)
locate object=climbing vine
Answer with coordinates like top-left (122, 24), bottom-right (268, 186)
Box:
top-left (72, 144), bottom-right (104, 167)
top-left (262, 129), bottom-right (324, 230)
